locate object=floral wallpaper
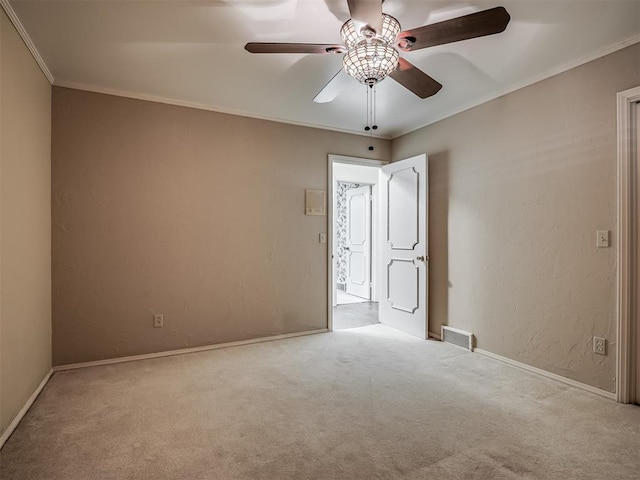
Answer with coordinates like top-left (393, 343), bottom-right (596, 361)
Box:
top-left (336, 181), bottom-right (362, 285)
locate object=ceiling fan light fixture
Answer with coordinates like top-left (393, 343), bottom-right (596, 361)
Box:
top-left (343, 43), bottom-right (399, 85)
top-left (246, 5), bottom-right (511, 101)
top-left (340, 14), bottom-right (401, 47)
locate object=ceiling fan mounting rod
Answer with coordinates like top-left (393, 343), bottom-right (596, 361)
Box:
top-left (360, 25), bottom-right (377, 40)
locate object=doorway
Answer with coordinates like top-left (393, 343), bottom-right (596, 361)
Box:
top-left (329, 156), bottom-right (384, 330)
top-left (327, 153), bottom-right (429, 337)
top-left (636, 100), bottom-right (639, 405)
top-left (616, 86), bottom-right (640, 404)
top-left (342, 184), bottom-right (372, 302)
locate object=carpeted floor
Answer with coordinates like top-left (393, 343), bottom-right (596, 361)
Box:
top-left (1, 324), bottom-right (639, 479)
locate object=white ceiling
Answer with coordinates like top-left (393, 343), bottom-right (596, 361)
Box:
top-left (8, 0), bottom-right (640, 139)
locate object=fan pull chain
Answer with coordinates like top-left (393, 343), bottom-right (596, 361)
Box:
top-left (372, 85), bottom-right (377, 130)
top-left (364, 84), bottom-right (378, 151)
top-left (365, 85), bottom-right (370, 131)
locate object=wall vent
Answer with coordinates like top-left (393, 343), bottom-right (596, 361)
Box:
top-left (441, 326), bottom-right (474, 351)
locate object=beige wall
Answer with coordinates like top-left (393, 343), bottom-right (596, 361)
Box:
top-left (0, 9), bottom-right (52, 435)
top-left (392, 43), bottom-right (640, 392)
top-left (52, 87), bottom-right (390, 365)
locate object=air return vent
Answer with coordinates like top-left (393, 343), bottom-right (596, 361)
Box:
top-left (441, 326), bottom-right (474, 351)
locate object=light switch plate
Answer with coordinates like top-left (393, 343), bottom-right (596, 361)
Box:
top-left (319, 233), bottom-right (327, 244)
top-left (596, 230), bottom-right (609, 248)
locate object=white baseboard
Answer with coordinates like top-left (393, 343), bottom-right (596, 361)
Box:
top-left (428, 331), bottom-right (441, 340)
top-left (474, 348), bottom-right (616, 401)
top-left (0, 368), bottom-right (53, 450)
top-left (54, 328), bottom-right (329, 372)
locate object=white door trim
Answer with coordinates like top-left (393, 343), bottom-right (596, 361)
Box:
top-left (616, 86), bottom-right (640, 403)
top-left (328, 154), bottom-right (388, 331)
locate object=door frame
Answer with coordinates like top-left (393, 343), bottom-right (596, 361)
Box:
top-left (616, 86), bottom-right (640, 403)
top-left (327, 154), bottom-right (388, 331)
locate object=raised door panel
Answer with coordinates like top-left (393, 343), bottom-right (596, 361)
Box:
top-left (387, 167), bottom-right (419, 250)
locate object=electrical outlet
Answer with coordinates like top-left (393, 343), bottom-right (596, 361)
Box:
top-left (596, 230), bottom-right (609, 248)
top-left (593, 336), bottom-right (606, 355)
top-left (153, 314), bottom-right (164, 328)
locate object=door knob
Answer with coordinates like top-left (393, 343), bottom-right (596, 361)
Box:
top-left (416, 255), bottom-right (428, 262)
top-left (344, 246), bottom-right (350, 250)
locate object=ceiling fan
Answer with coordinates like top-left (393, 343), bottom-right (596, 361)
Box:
top-left (245, 1), bottom-right (510, 103)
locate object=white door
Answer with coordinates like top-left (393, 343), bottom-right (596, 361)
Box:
top-left (379, 154), bottom-right (428, 338)
top-left (345, 185), bottom-right (371, 299)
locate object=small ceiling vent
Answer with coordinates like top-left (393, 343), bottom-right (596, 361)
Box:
top-left (441, 326), bottom-right (474, 351)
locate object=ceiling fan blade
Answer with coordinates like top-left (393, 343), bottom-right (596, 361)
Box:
top-left (397, 6), bottom-right (510, 52)
top-left (313, 69), bottom-right (352, 103)
top-left (245, 43), bottom-right (346, 54)
top-left (389, 58), bottom-right (442, 99)
top-left (347, 0), bottom-right (382, 33)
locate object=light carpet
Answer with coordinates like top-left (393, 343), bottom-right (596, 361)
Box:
top-left (1, 324), bottom-right (639, 479)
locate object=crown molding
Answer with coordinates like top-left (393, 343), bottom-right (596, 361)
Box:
top-left (394, 33), bottom-right (640, 139)
top-left (53, 80), bottom-right (392, 140)
top-left (0, 0), bottom-right (54, 84)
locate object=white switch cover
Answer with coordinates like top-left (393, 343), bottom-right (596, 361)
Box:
top-left (319, 233), bottom-right (327, 244)
top-left (596, 230), bottom-right (609, 248)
